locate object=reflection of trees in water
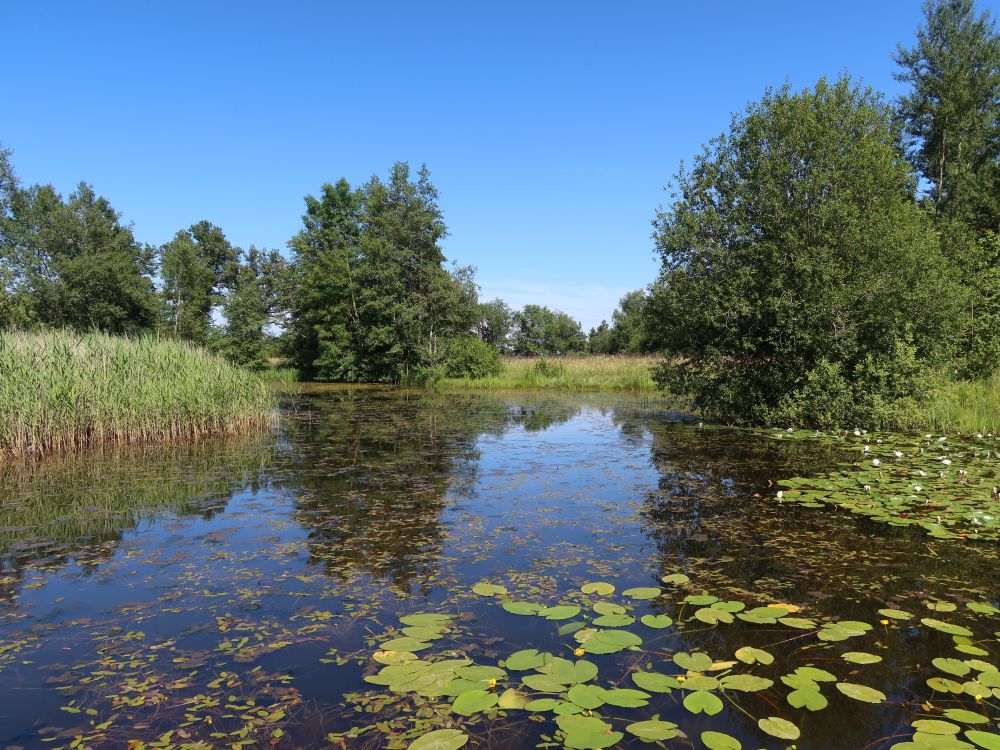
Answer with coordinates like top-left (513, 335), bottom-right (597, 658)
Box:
top-left (283, 388), bottom-right (584, 592)
top-left (0, 438), bottom-right (275, 597)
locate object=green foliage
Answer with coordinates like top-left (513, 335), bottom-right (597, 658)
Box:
top-left (159, 221), bottom-right (238, 343)
top-left (285, 164), bottom-right (477, 383)
top-left (610, 289), bottom-right (650, 353)
top-left (511, 304), bottom-right (586, 355)
top-left (474, 298), bottom-right (513, 352)
top-left (0, 151), bottom-right (158, 333)
top-left (0, 329), bottom-right (273, 459)
top-left (221, 247), bottom-right (287, 370)
top-left (442, 336), bottom-right (501, 379)
top-left (649, 77), bottom-right (964, 427)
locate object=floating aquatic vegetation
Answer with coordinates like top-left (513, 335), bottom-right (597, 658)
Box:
top-left (772, 429), bottom-right (1000, 540)
top-left (338, 573), bottom-right (1000, 749)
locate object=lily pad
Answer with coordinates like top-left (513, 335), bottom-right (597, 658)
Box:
top-left (835, 682), bottom-right (886, 703)
top-left (758, 717), bottom-right (801, 740)
top-left (625, 719), bottom-right (681, 741)
top-left (683, 690), bottom-right (723, 715)
top-left (701, 731), bottom-right (742, 750)
top-left (451, 689), bottom-right (498, 715)
top-left (409, 729), bottom-right (469, 750)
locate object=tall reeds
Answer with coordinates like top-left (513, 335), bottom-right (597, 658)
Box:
top-left (442, 355), bottom-right (659, 392)
top-left (0, 329), bottom-right (275, 459)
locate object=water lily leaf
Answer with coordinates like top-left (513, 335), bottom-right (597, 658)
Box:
top-left (781, 673), bottom-right (820, 691)
top-left (456, 665), bottom-right (506, 681)
top-left (592, 629), bottom-right (642, 648)
top-left (965, 730), bottom-right (1000, 749)
top-left (944, 708), bottom-right (989, 724)
top-left (719, 674), bottom-right (773, 692)
top-left (497, 688), bottom-right (529, 709)
top-left (683, 674), bottom-right (720, 691)
top-left (451, 689), bottom-right (498, 715)
top-left (408, 728), bottom-right (469, 750)
top-left (787, 687), bottom-right (828, 711)
top-left (540, 605), bottom-right (581, 620)
top-left (553, 701), bottom-right (584, 715)
top-left (522, 673), bottom-right (570, 692)
top-left (506, 649), bottom-right (547, 670)
top-left (625, 719), bottom-right (681, 741)
top-left (927, 677), bottom-right (966, 693)
top-left (795, 666), bottom-right (837, 682)
top-left (685, 594), bottom-right (719, 606)
top-left (558, 621), bottom-right (586, 636)
top-left (640, 614), bottom-right (673, 629)
top-left (601, 688), bottom-right (651, 707)
top-left (779, 617), bottom-right (816, 630)
top-left (503, 601), bottom-right (543, 616)
top-left (674, 651), bottom-right (712, 672)
top-left (696, 607), bottom-right (734, 625)
top-left (380, 637), bottom-right (434, 652)
top-left (683, 690), bottom-right (723, 715)
top-left (922, 618), bottom-right (974, 637)
top-left (878, 608), bottom-right (913, 620)
top-left (735, 646), bottom-right (774, 665)
top-left (912, 719), bottom-right (960, 735)
top-left (567, 684), bottom-right (606, 709)
top-left (593, 601), bottom-right (627, 616)
top-left (661, 573), bottom-right (690, 585)
top-left (835, 682), bottom-right (886, 703)
top-left (701, 730), bottom-right (742, 750)
top-left (402, 626), bottom-right (445, 640)
top-left (631, 670), bottom-right (680, 693)
top-left (623, 587), bottom-right (662, 600)
top-left (934, 657), bottom-right (972, 676)
top-left (524, 698), bottom-right (559, 711)
top-left (538, 657), bottom-right (598, 685)
top-left (374, 650), bottom-right (419, 665)
top-left (926, 601), bottom-right (959, 613)
top-left (967, 602), bottom-right (1000, 615)
top-left (842, 651), bottom-right (882, 664)
top-left (555, 715), bottom-right (623, 749)
top-left (758, 717), bottom-right (801, 740)
top-left (472, 582), bottom-right (507, 597)
top-left (592, 613), bottom-right (635, 627)
top-left (581, 582), bottom-right (615, 596)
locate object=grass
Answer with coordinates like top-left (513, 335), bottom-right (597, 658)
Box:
top-left (0, 329), bottom-right (275, 459)
top-left (441, 355), bottom-right (659, 392)
top-left (916, 371), bottom-right (1000, 435)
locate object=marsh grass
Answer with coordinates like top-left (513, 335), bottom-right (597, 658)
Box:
top-left (0, 329), bottom-right (275, 459)
top-left (916, 371), bottom-right (1000, 435)
top-left (441, 355), bottom-right (659, 392)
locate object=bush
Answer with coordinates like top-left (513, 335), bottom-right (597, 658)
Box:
top-left (532, 358), bottom-right (566, 378)
top-left (442, 337), bottom-right (502, 379)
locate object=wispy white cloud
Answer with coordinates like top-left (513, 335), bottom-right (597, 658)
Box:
top-left (476, 278), bottom-right (632, 332)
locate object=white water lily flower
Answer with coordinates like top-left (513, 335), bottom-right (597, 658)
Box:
top-left (938, 436), bottom-right (947, 441)
top-left (941, 458), bottom-right (952, 465)
top-left (913, 485), bottom-right (922, 492)
top-left (853, 429), bottom-right (861, 436)
top-left (918, 470), bottom-right (927, 477)
top-left (863, 484), bottom-right (871, 491)
top-left (871, 458), bottom-right (880, 466)
top-left (894, 451), bottom-right (903, 458)
top-left (776, 490), bottom-right (783, 498)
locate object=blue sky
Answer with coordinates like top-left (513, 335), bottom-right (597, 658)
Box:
top-left (5, 1), bottom-right (995, 329)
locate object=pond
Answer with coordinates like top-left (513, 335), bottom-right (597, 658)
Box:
top-left (0, 389), bottom-right (997, 749)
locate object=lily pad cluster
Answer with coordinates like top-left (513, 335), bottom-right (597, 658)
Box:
top-left (772, 430), bottom-right (1000, 540)
top-left (349, 574), bottom-right (1000, 749)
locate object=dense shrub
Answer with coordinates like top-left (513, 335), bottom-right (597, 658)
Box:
top-left (443, 336), bottom-right (502, 379)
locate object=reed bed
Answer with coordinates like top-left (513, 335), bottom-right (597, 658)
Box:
top-left (914, 371), bottom-right (1000, 436)
top-left (442, 355), bottom-right (659, 392)
top-left (0, 330), bottom-right (275, 459)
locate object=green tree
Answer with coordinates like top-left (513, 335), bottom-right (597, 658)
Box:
top-left (286, 163), bottom-right (476, 382)
top-left (895, 0), bottom-right (1000, 231)
top-left (0, 161), bottom-right (158, 334)
top-left (222, 247), bottom-right (287, 369)
top-left (159, 221), bottom-right (238, 343)
top-left (895, 0), bottom-right (1000, 374)
top-left (609, 290), bottom-right (650, 354)
top-left (588, 321), bottom-right (613, 354)
top-left (474, 298), bottom-right (514, 352)
top-left (511, 304), bottom-right (587, 355)
top-left (649, 77), bottom-right (964, 427)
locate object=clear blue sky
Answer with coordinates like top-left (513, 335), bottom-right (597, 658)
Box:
top-left (5, 1), bottom-right (995, 329)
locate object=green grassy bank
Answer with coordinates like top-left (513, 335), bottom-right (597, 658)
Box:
top-left (0, 330), bottom-right (275, 459)
top-left (441, 355), bottom-right (658, 392)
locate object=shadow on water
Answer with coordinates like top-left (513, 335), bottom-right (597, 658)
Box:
top-left (0, 388), bottom-right (995, 749)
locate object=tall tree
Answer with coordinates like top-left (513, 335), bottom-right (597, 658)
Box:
top-left (159, 221), bottom-right (238, 343)
top-left (895, 0), bottom-right (1000, 232)
top-left (609, 290), bottom-right (650, 354)
top-left (474, 298), bottom-right (514, 352)
top-left (650, 77), bottom-right (963, 427)
top-left (0, 162), bottom-right (158, 334)
top-left (286, 163), bottom-right (476, 382)
top-left (222, 247), bottom-right (287, 369)
top-left (511, 305), bottom-right (587, 355)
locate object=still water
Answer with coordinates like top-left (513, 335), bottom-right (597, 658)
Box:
top-left (0, 389), bottom-right (997, 749)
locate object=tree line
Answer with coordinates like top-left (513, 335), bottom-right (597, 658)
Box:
top-left (646, 0), bottom-right (1000, 427)
top-left (0, 155), bottom-right (652, 380)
